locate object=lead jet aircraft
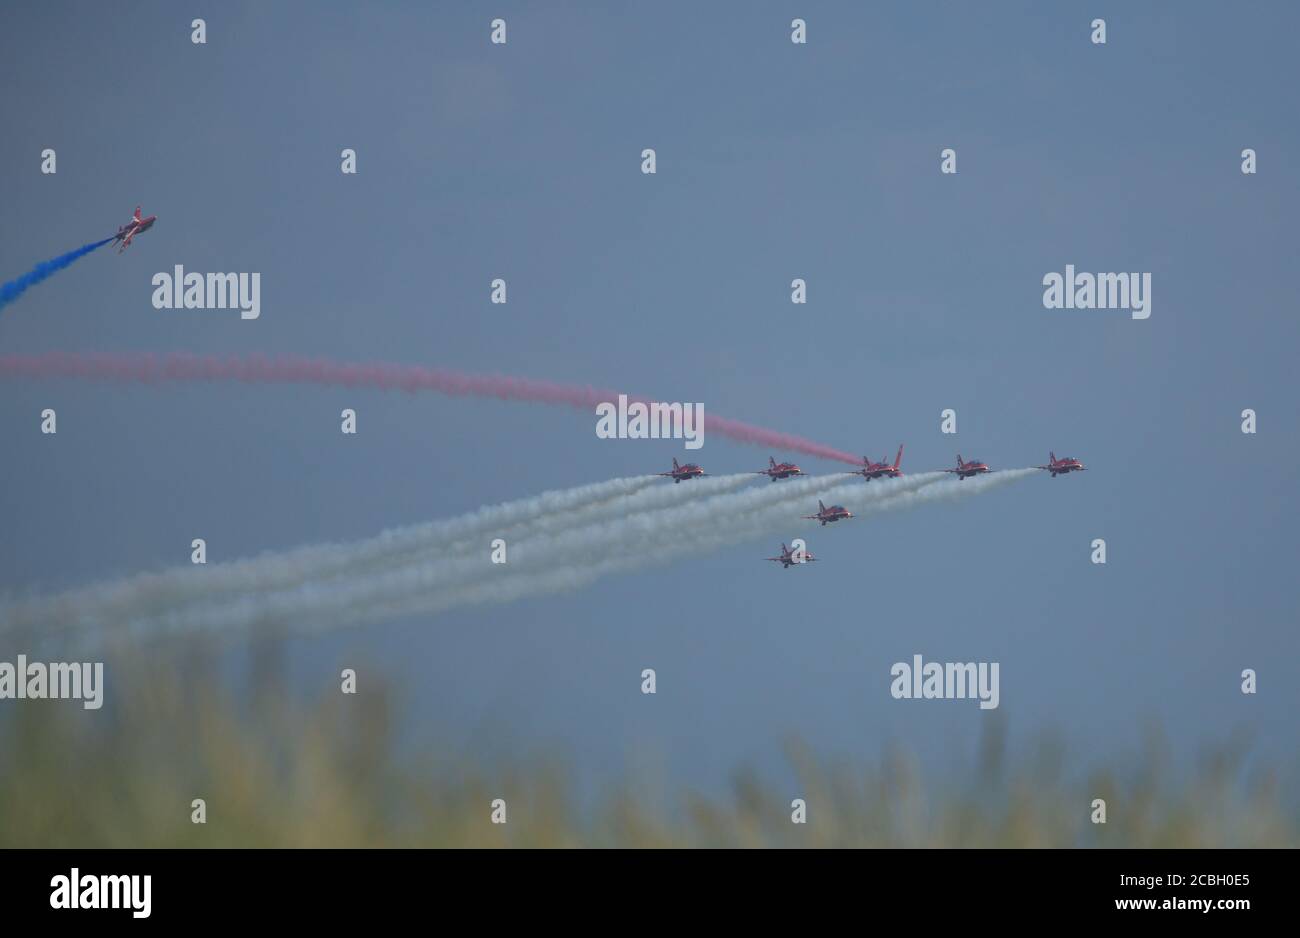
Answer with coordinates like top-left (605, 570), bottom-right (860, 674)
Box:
top-left (111, 205), bottom-right (157, 253)
top-left (657, 457), bottom-right (705, 483)
top-left (1037, 451), bottom-right (1086, 477)
top-left (803, 500), bottom-right (852, 526)
top-left (942, 454), bottom-right (991, 480)
top-left (767, 542), bottom-right (817, 568)
top-left (755, 456), bottom-right (805, 481)
top-left (856, 445), bottom-right (904, 481)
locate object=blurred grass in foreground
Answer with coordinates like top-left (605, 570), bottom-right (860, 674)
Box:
top-left (0, 647), bottom-right (1294, 848)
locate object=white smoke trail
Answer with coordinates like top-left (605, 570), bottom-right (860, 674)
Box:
top-left (438, 472), bottom-right (759, 552)
top-left (0, 473), bottom-right (740, 635)
top-left (121, 472), bottom-right (916, 636)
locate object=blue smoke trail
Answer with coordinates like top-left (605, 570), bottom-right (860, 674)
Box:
top-left (0, 238), bottom-right (114, 312)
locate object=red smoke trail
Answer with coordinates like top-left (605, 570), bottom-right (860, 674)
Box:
top-left (0, 352), bottom-right (863, 464)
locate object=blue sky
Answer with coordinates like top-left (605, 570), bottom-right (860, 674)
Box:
top-left (1, 1), bottom-right (1297, 793)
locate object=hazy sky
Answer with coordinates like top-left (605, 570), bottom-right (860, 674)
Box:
top-left (1, 1), bottom-right (1297, 792)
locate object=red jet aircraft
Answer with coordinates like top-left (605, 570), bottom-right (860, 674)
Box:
top-left (767, 542), bottom-right (817, 568)
top-left (856, 444), bottom-right (904, 481)
top-left (111, 205), bottom-right (157, 253)
top-left (803, 500), bottom-right (852, 526)
top-left (1037, 451), bottom-right (1086, 477)
top-left (658, 457), bottom-right (705, 483)
top-left (755, 456), bottom-right (805, 481)
top-left (942, 454), bottom-right (991, 480)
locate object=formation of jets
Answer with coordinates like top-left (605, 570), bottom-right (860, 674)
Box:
top-left (653, 445), bottom-right (1087, 569)
top-left (97, 204), bottom-right (1084, 577)
top-left (111, 205), bottom-right (156, 253)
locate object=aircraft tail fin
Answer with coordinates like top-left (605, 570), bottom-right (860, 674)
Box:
top-left (133, 205), bottom-right (142, 221)
top-left (893, 444), bottom-right (903, 469)
top-left (769, 456), bottom-right (776, 469)
top-left (1049, 451), bottom-right (1056, 464)
top-left (818, 500), bottom-right (825, 511)
top-left (672, 457), bottom-right (680, 471)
